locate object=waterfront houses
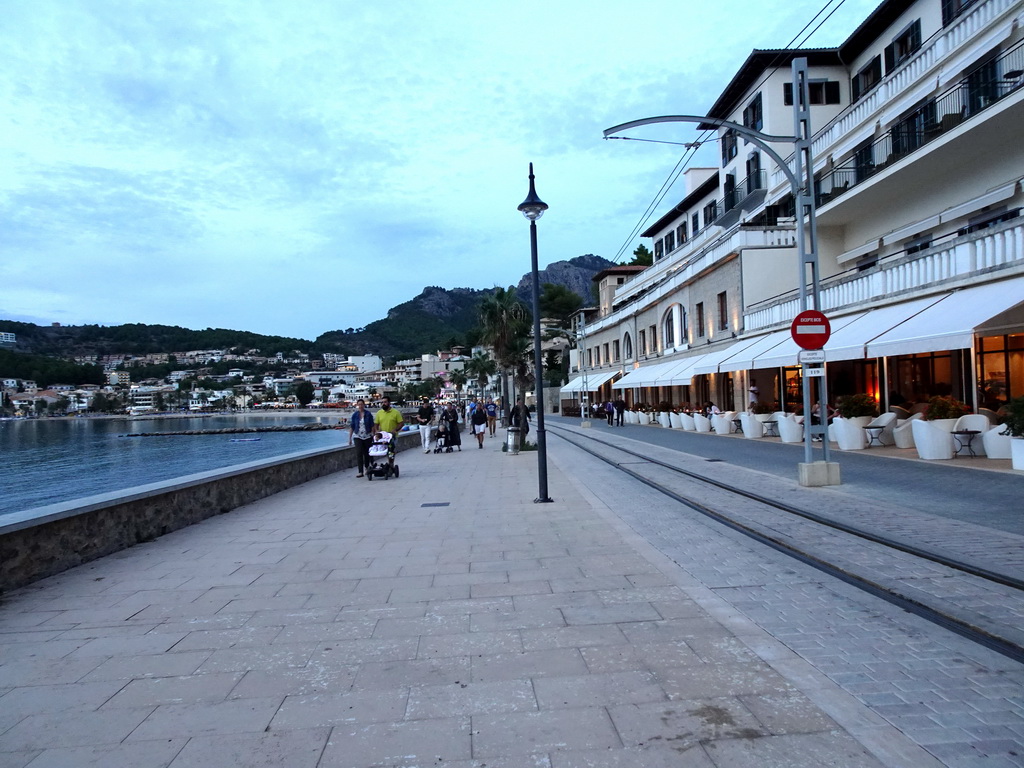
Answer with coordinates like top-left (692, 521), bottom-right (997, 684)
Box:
top-left (566, 0), bottom-right (1024, 416)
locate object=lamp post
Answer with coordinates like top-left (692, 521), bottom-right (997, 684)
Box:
top-left (604, 58), bottom-right (837, 485)
top-left (518, 163), bottom-right (553, 503)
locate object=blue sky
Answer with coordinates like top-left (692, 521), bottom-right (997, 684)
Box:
top-left (1, 0), bottom-right (880, 340)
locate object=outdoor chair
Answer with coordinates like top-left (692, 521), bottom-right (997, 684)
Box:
top-left (669, 412), bottom-right (683, 429)
top-left (831, 416), bottom-right (867, 450)
top-left (981, 425), bottom-right (1012, 459)
top-left (658, 412), bottom-right (671, 428)
top-left (911, 419), bottom-right (955, 460)
top-left (864, 412), bottom-right (897, 446)
top-left (888, 405), bottom-right (912, 420)
top-left (739, 412), bottom-right (764, 439)
top-left (775, 412), bottom-right (804, 443)
top-left (712, 411), bottom-right (736, 435)
top-left (693, 413), bottom-right (712, 433)
top-left (893, 412), bottom-right (923, 448)
top-left (952, 414), bottom-right (992, 456)
top-left (680, 413), bottom-right (696, 431)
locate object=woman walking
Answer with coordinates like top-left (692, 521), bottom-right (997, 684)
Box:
top-left (441, 402), bottom-right (462, 451)
top-left (348, 399), bottom-right (374, 477)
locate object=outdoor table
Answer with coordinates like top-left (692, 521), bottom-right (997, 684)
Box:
top-left (762, 420), bottom-right (778, 438)
top-left (952, 429), bottom-right (981, 458)
top-left (731, 418), bottom-right (742, 434)
top-left (864, 425), bottom-right (886, 448)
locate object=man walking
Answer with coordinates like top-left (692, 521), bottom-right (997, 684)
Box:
top-left (416, 396), bottom-right (435, 453)
top-left (614, 397), bottom-right (626, 427)
top-left (484, 397), bottom-right (498, 437)
top-left (373, 397), bottom-right (404, 469)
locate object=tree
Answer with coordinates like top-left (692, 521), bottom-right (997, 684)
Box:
top-left (463, 351), bottom-right (497, 399)
top-left (478, 286), bottom-right (530, 424)
top-left (295, 380), bottom-right (316, 407)
top-left (627, 244), bottom-right (653, 266)
top-left (538, 284), bottom-right (583, 328)
top-left (448, 369), bottom-right (468, 398)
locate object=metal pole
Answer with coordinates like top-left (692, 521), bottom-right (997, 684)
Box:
top-left (578, 312), bottom-right (590, 426)
top-left (529, 219), bottom-right (552, 503)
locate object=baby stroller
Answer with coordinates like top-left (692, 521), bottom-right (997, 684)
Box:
top-left (433, 422), bottom-right (452, 454)
top-left (367, 431), bottom-right (398, 480)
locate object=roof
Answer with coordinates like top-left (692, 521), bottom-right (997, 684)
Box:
top-left (641, 173), bottom-right (720, 237)
top-left (592, 265), bottom-right (647, 283)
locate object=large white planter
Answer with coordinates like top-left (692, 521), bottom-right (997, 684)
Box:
top-left (1012, 437), bottom-right (1024, 470)
top-left (669, 412), bottom-right (683, 429)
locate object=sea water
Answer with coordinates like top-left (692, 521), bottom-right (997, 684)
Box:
top-left (0, 413), bottom-right (352, 519)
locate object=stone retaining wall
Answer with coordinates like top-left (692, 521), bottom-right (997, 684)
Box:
top-left (0, 432), bottom-right (419, 593)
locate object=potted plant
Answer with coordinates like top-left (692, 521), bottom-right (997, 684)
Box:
top-left (750, 400), bottom-right (774, 422)
top-left (1000, 396), bottom-right (1024, 470)
top-left (924, 395), bottom-right (970, 432)
top-left (835, 393), bottom-right (878, 420)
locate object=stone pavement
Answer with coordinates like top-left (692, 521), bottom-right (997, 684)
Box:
top-left (0, 432), bottom-right (944, 767)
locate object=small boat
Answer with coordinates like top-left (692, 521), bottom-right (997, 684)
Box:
top-left (229, 437), bottom-right (261, 442)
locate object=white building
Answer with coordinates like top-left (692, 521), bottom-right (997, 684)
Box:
top-left (571, 0), bottom-right (1024, 417)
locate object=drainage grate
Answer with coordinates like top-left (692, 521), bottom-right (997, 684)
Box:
top-left (705, 458), bottom-right (724, 462)
top-left (421, 502), bottom-right (451, 507)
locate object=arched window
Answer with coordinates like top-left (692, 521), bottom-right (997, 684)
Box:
top-left (662, 304), bottom-right (685, 350)
top-left (622, 333), bottom-right (633, 360)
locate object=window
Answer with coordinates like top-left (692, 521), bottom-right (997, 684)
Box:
top-left (905, 234), bottom-right (932, 255)
top-left (784, 80), bottom-right (841, 106)
top-left (676, 222), bottom-right (688, 244)
top-left (854, 142), bottom-right (875, 182)
top-left (691, 212), bottom-right (700, 235)
top-left (623, 333), bottom-right (633, 360)
top-left (885, 20), bottom-right (921, 72)
top-left (721, 129), bottom-right (738, 165)
top-left (602, 343), bottom-right (609, 364)
top-left (742, 93), bottom-right (763, 131)
top-left (587, 349), bottom-right (593, 367)
top-left (664, 231), bottom-right (675, 253)
top-left (696, 303), bottom-right (705, 338)
top-left (891, 99), bottom-right (935, 156)
top-left (957, 208), bottom-right (1019, 236)
top-left (852, 56), bottom-right (882, 101)
top-left (649, 325), bottom-right (658, 353)
top-left (745, 153), bottom-right (762, 192)
top-left (724, 173), bottom-right (737, 212)
top-left (663, 313), bottom-right (674, 347)
top-left (638, 329), bottom-right (646, 356)
top-left (718, 292), bottom-right (728, 331)
top-left (612, 340), bottom-right (620, 362)
top-left (654, 239), bottom-right (664, 261)
top-left (702, 201), bottom-right (718, 226)
top-left (966, 57), bottom-right (999, 115)
top-left (942, 0), bottom-right (981, 25)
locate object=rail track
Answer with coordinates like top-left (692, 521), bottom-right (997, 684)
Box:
top-left (548, 422), bottom-right (1024, 664)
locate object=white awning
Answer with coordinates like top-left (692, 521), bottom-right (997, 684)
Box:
top-left (867, 277), bottom-right (1024, 358)
top-left (660, 354), bottom-right (710, 386)
top-left (691, 338), bottom-right (766, 376)
top-left (612, 360), bottom-right (677, 389)
top-left (560, 368), bottom-right (620, 393)
top-left (718, 331), bottom-right (790, 372)
top-left (752, 312), bottom-right (867, 369)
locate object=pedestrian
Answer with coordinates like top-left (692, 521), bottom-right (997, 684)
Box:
top-left (373, 396), bottom-right (404, 470)
top-left (511, 397), bottom-right (531, 449)
top-left (614, 397), bottom-right (626, 426)
top-left (484, 397), bottom-right (498, 437)
top-left (748, 378), bottom-right (760, 410)
top-left (470, 402), bottom-right (488, 448)
top-left (416, 396), bottom-right (435, 454)
top-left (348, 399), bottom-right (374, 478)
top-left (604, 400), bottom-right (614, 426)
top-left (441, 401), bottom-right (462, 451)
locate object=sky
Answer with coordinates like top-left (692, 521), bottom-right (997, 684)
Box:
top-left (1, 0), bottom-right (882, 341)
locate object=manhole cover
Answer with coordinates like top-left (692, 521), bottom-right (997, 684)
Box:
top-left (421, 502), bottom-right (451, 507)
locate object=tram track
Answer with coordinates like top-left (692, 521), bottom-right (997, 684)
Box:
top-left (548, 422), bottom-right (1024, 664)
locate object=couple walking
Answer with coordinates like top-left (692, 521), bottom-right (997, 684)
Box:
top-left (348, 397), bottom-right (403, 477)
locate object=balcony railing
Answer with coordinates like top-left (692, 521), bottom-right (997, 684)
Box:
top-left (815, 38), bottom-right (1024, 206)
top-left (743, 216), bottom-right (1023, 331)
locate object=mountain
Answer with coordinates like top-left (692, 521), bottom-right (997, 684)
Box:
top-left (0, 255), bottom-right (616, 367)
top-left (316, 254), bottom-right (615, 360)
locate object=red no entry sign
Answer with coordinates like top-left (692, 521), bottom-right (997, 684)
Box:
top-left (791, 310), bottom-right (831, 350)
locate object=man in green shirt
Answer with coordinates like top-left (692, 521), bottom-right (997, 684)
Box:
top-left (373, 397), bottom-right (405, 465)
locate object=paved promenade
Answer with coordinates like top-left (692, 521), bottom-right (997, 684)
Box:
top-left (0, 430), bottom-right (1010, 766)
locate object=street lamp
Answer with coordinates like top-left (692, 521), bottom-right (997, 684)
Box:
top-left (603, 58), bottom-right (837, 486)
top-left (518, 162), bottom-right (553, 503)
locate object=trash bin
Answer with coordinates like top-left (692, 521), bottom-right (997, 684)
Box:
top-left (506, 426), bottom-right (521, 455)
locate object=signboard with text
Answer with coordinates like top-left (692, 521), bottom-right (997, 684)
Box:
top-left (791, 310), bottom-right (831, 350)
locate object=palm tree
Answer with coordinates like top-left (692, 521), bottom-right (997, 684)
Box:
top-left (478, 286), bottom-right (530, 424)
top-left (448, 369), bottom-right (468, 399)
top-left (464, 351), bottom-right (497, 399)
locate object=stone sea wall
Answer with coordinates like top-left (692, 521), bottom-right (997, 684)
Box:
top-left (0, 432), bottom-right (419, 593)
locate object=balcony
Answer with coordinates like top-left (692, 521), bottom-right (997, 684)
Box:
top-left (743, 216), bottom-right (1023, 331)
top-left (816, 39), bottom-right (1024, 207)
